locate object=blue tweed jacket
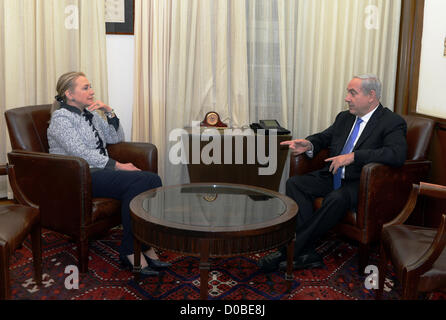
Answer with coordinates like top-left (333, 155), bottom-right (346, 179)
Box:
top-left (47, 104), bottom-right (125, 170)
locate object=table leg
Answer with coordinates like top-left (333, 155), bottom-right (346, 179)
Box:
top-left (285, 239), bottom-right (295, 292)
top-left (199, 239), bottom-right (210, 300)
top-left (133, 238), bottom-right (142, 281)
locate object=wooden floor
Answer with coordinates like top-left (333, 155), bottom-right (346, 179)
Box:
top-left (0, 198), bottom-right (15, 205)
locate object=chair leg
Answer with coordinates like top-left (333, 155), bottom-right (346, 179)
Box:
top-left (78, 239), bottom-right (89, 273)
top-left (402, 274), bottom-right (420, 300)
top-left (376, 243), bottom-right (387, 300)
top-left (0, 243), bottom-right (11, 300)
top-left (358, 242), bottom-right (370, 274)
top-left (30, 224), bottom-right (42, 286)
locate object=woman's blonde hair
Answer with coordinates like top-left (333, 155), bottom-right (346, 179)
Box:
top-left (51, 71), bottom-right (85, 113)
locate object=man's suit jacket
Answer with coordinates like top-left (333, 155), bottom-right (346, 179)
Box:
top-left (306, 104), bottom-right (408, 182)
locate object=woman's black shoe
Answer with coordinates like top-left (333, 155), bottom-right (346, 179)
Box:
top-left (143, 253), bottom-right (172, 269)
top-left (119, 254), bottom-right (159, 276)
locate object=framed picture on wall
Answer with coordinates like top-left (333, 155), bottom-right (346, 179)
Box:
top-left (105, 0), bottom-right (134, 35)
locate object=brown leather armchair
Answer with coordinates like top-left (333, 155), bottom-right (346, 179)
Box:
top-left (377, 182), bottom-right (446, 299)
top-left (289, 115), bottom-right (435, 271)
top-left (5, 104), bottom-right (158, 273)
top-left (1, 164), bottom-right (42, 299)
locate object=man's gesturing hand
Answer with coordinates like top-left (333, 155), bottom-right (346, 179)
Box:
top-left (325, 153), bottom-right (355, 174)
top-left (280, 139), bottom-right (312, 156)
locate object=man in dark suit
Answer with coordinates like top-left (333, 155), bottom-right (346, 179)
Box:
top-left (258, 74), bottom-right (408, 272)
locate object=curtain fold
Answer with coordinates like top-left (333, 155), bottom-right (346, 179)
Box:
top-left (132, 0), bottom-right (402, 188)
top-left (247, 0), bottom-right (282, 123)
top-left (0, 0), bottom-right (108, 197)
top-left (165, 0), bottom-right (214, 184)
top-left (0, 0), bottom-right (6, 194)
top-left (281, 0), bottom-right (402, 139)
top-left (133, 0), bottom-right (172, 182)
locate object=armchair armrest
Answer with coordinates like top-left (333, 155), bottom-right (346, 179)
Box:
top-left (385, 182), bottom-right (446, 228)
top-left (290, 148), bottom-right (329, 177)
top-left (107, 142), bottom-right (158, 173)
top-left (356, 160), bottom-right (431, 239)
top-left (0, 164), bottom-right (38, 209)
top-left (383, 184), bottom-right (420, 227)
top-left (408, 214), bottom-right (446, 275)
top-left (384, 183), bottom-right (446, 276)
top-left (7, 150), bottom-right (92, 236)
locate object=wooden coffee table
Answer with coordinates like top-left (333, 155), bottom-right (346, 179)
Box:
top-left (129, 183), bottom-right (298, 300)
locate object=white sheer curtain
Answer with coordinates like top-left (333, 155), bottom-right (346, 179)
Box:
top-left (0, 0), bottom-right (108, 197)
top-left (133, 0), bottom-right (251, 185)
top-left (132, 0), bottom-right (402, 189)
top-left (282, 0), bottom-right (402, 139)
top-left (247, 0), bottom-right (283, 123)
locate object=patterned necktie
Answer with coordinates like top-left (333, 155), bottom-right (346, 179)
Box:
top-left (333, 118), bottom-right (363, 190)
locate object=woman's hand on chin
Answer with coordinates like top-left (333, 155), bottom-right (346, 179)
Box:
top-left (87, 100), bottom-right (112, 113)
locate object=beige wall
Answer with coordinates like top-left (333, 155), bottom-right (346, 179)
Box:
top-left (106, 34), bottom-right (134, 140)
top-left (416, 0), bottom-right (446, 118)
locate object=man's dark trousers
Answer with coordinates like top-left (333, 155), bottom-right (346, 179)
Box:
top-left (286, 168), bottom-right (360, 257)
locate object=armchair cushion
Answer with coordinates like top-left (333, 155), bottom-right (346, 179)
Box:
top-left (91, 198), bottom-right (121, 223)
top-left (381, 224), bottom-right (446, 290)
top-left (1, 163), bottom-right (42, 300)
top-left (292, 115), bottom-right (434, 229)
top-left (378, 183), bottom-right (446, 299)
top-left (353, 160), bottom-right (431, 239)
top-left (7, 150), bottom-right (92, 236)
top-left (0, 205), bottom-right (40, 250)
top-left (107, 142), bottom-right (158, 173)
top-left (5, 105), bottom-right (51, 153)
top-left (289, 114), bottom-right (435, 270)
top-left (404, 115), bottom-right (436, 160)
top-left (5, 104), bottom-right (159, 272)
top-left (299, 158), bottom-right (431, 235)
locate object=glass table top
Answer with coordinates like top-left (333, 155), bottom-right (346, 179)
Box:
top-left (132, 184), bottom-right (289, 228)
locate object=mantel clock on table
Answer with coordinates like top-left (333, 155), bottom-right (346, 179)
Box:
top-left (201, 111), bottom-right (228, 128)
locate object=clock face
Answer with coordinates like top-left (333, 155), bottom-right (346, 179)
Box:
top-left (203, 193), bottom-right (218, 202)
top-left (206, 112), bottom-right (219, 126)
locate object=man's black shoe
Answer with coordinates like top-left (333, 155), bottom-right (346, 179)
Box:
top-left (278, 251), bottom-right (325, 271)
top-left (257, 251), bottom-right (286, 273)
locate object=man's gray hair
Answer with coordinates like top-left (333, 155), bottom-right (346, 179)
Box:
top-left (354, 74), bottom-right (382, 99)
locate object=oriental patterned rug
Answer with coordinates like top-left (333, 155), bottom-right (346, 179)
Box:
top-left (8, 227), bottom-right (445, 300)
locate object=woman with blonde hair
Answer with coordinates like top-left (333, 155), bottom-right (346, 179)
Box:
top-left (48, 71), bottom-right (170, 275)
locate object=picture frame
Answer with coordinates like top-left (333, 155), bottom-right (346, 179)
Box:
top-left (105, 0), bottom-right (135, 35)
